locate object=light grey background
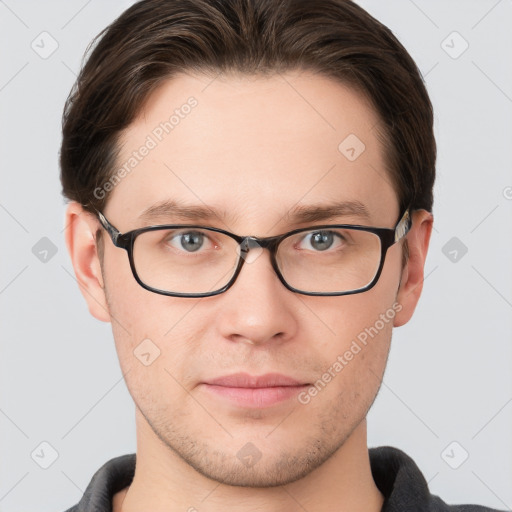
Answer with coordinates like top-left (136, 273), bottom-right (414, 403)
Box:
top-left (1, 0), bottom-right (511, 511)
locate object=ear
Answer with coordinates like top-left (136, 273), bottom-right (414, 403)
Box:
top-left (393, 209), bottom-right (433, 327)
top-left (64, 202), bottom-right (111, 322)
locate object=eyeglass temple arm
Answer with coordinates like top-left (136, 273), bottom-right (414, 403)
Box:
top-left (96, 211), bottom-right (121, 245)
top-left (394, 208), bottom-right (412, 242)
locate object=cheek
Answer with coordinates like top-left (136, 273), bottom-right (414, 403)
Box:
top-left (310, 275), bottom-right (399, 354)
top-left (297, 305), bottom-right (393, 424)
top-left (102, 244), bottom-right (204, 337)
top-left (107, 288), bottom-right (206, 417)
top-left (296, 255), bottom-right (401, 407)
top-left (101, 250), bottom-right (212, 390)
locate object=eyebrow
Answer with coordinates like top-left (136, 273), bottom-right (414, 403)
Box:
top-left (139, 200), bottom-right (230, 223)
top-left (285, 200), bottom-right (371, 224)
top-left (138, 199), bottom-right (371, 225)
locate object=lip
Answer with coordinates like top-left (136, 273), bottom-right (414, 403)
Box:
top-left (200, 372), bottom-right (310, 408)
top-left (204, 372), bottom-right (305, 388)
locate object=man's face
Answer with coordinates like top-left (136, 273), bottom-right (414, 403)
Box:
top-left (77, 71), bottom-right (416, 486)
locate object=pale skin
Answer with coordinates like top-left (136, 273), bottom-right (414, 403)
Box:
top-left (65, 70), bottom-right (433, 512)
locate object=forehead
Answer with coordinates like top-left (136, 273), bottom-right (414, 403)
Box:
top-left (107, 70), bottom-right (398, 231)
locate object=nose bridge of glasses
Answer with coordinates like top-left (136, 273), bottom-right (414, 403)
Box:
top-left (240, 236), bottom-right (263, 253)
top-left (235, 235), bottom-right (282, 270)
top-left (232, 234), bottom-right (286, 292)
top-left (238, 234), bottom-right (282, 258)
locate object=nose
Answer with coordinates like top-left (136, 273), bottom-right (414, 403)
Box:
top-left (215, 247), bottom-right (299, 346)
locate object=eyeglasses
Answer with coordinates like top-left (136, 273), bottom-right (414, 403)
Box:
top-left (96, 208), bottom-right (411, 298)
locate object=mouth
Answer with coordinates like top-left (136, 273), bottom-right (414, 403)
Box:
top-left (200, 372), bottom-right (311, 408)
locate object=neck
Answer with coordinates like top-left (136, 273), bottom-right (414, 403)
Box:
top-left (114, 411), bottom-right (383, 512)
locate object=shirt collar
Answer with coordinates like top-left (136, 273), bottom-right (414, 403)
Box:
top-left (67, 446), bottom-right (433, 512)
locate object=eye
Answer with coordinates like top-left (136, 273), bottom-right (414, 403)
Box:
top-left (299, 230), bottom-right (345, 252)
top-left (166, 230), bottom-right (211, 252)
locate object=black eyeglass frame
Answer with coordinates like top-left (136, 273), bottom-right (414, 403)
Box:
top-left (96, 208), bottom-right (412, 298)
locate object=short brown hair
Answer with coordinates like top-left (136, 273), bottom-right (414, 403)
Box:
top-left (60, 0), bottom-right (436, 214)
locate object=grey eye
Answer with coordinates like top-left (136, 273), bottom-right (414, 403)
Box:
top-left (179, 232), bottom-right (204, 252)
top-left (308, 231), bottom-right (334, 251)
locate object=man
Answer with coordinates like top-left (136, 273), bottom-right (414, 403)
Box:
top-left (59, 0), bottom-right (503, 510)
